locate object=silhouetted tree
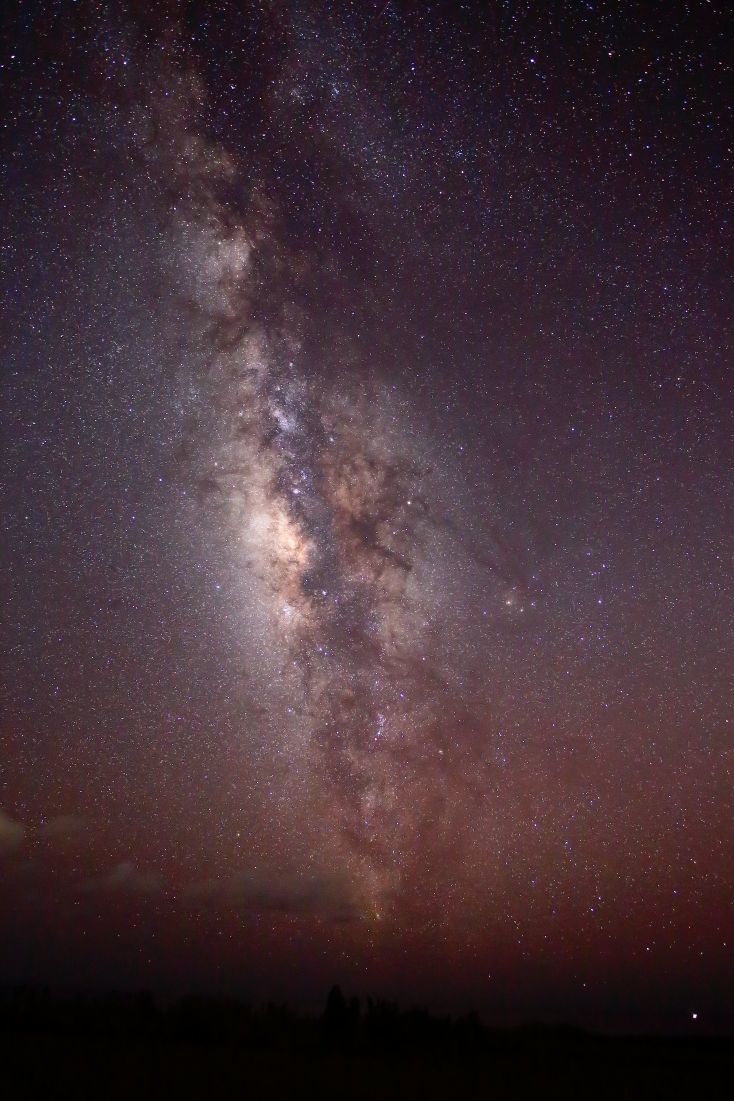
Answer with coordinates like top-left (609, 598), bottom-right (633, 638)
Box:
top-left (321, 985), bottom-right (360, 1050)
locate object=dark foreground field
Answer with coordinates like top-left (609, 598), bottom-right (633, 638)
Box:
top-left (3, 1034), bottom-right (733, 1100)
top-left (1, 991), bottom-right (731, 1099)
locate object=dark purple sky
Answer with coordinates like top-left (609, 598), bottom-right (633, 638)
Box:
top-left (1, 0), bottom-right (732, 1032)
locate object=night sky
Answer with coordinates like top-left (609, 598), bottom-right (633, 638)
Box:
top-left (1, 0), bottom-right (732, 1032)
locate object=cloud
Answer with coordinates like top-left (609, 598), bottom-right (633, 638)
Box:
top-left (0, 810), bottom-right (25, 853)
top-left (88, 861), bottom-right (161, 896)
top-left (184, 867), bottom-right (359, 922)
top-left (38, 814), bottom-right (87, 841)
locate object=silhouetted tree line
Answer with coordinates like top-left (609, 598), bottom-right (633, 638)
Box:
top-left (2, 986), bottom-right (731, 1101)
top-left (0, 984), bottom-right (593, 1056)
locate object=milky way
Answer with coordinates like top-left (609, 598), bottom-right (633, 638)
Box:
top-left (147, 56), bottom-right (503, 920)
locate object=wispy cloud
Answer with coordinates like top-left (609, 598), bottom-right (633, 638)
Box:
top-left (38, 814), bottom-right (87, 841)
top-left (87, 861), bottom-right (161, 896)
top-left (184, 867), bottom-right (359, 922)
top-left (0, 810), bottom-right (25, 853)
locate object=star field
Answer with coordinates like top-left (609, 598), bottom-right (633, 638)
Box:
top-left (1, 0), bottom-right (732, 1030)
